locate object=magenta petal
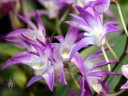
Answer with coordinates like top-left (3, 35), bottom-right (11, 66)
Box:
top-left (70, 37), bottom-right (95, 59)
top-left (66, 21), bottom-right (91, 32)
top-left (18, 15), bottom-right (36, 30)
top-left (93, 0), bottom-right (110, 13)
top-left (59, 71), bottom-right (67, 85)
top-left (70, 13), bottom-right (88, 26)
top-left (6, 29), bottom-right (30, 39)
top-left (71, 53), bottom-right (85, 76)
top-left (1, 52), bottom-right (36, 70)
top-left (27, 76), bottom-right (42, 87)
top-left (35, 10), bottom-right (46, 35)
top-left (54, 35), bottom-right (64, 43)
top-left (75, 5), bottom-right (96, 28)
top-left (86, 71), bottom-right (120, 77)
top-left (43, 66), bottom-right (54, 91)
top-left (6, 39), bottom-right (30, 49)
top-left (21, 33), bottom-right (36, 44)
top-left (80, 77), bottom-right (92, 96)
top-left (65, 27), bottom-right (78, 44)
top-left (120, 81), bottom-right (128, 89)
top-left (104, 22), bottom-right (121, 33)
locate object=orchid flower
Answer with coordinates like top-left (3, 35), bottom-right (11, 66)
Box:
top-left (5, 11), bottom-right (46, 50)
top-left (38, 0), bottom-right (71, 19)
top-left (54, 27), bottom-right (85, 75)
top-left (73, 0), bottom-right (110, 14)
top-left (68, 49), bottom-right (119, 95)
top-left (2, 39), bottom-right (55, 91)
top-left (120, 64), bottom-right (128, 89)
top-left (67, 6), bottom-right (120, 58)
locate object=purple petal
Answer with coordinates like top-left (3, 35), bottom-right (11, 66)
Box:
top-left (18, 15), bottom-right (37, 30)
top-left (86, 60), bottom-right (116, 73)
top-left (104, 21), bottom-right (121, 33)
top-left (86, 71), bottom-right (120, 77)
top-left (69, 13), bottom-right (88, 26)
top-left (75, 5), bottom-right (96, 28)
top-left (6, 39), bottom-right (30, 49)
top-left (59, 71), bottom-right (67, 85)
top-left (65, 27), bottom-right (78, 44)
top-left (93, 0), bottom-right (110, 13)
top-left (27, 76), bottom-right (42, 87)
top-left (66, 21), bottom-right (91, 32)
top-left (80, 77), bottom-right (92, 96)
top-left (70, 37), bottom-right (95, 60)
top-left (120, 81), bottom-right (128, 89)
top-left (35, 10), bottom-right (46, 36)
top-left (43, 66), bottom-right (54, 91)
top-left (6, 29), bottom-right (30, 39)
top-left (1, 52), bottom-right (37, 70)
top-left (54, 35), bottom-right (64, 43)
top-left (71, 53), bottom-right (85, 76)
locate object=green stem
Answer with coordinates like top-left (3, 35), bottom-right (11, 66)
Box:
top-left (101, 46), bottom-right (110, 71)
top-left (111, 0), bottom-right (128, 37)
top-left (102, 89), bottom-right (126, 96)
top-left (105, 40), bottom-right (119, 62)
top-left (67, 66), bottom-right (80, 90)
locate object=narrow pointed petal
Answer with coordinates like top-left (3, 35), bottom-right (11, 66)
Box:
top-left (104, 22), bottom-right (121, 33)
top-left (86, 71), bottom-right (120, 77)
top-left (69, 13), bottom-right (88, 26)
top-left (75, 5), bottom-right (96, 28)
top-left (6, 39), bottom-right (30, 49)
top-left (67, 89), bottom-right (78, 96)
top-left (27, 76), bottom-right (42, 87)
top-left (70, 37), bottom-right (95, 59)
top-left (54, 35), bottom-right (64, 43)
top-left (1, 52), bottom-right (38, 70)
top-left (6, 29), bottom-right (30, 38)
top-left (80, 77), bottom-right (92, 96)
top-left (71, 53), bottom-right (85, 76)
top-left (35, 10), bottom-right (46, 35)
top-left (65, 27), bottom-right (78, 44)
top-left (93, 0), bottom-right (110, 13)
top-left (66, 21), bottom-right (91, 32)
top-left (59, 71), bottom-right (67, 85)
top-left (43, 66), bottom-right (54, 91)
top-left (18, 15), bottom-right (37, 30)
top-left (120, 81), bottom-right (128, 89)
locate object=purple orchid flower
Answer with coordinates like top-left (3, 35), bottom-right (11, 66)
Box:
top-left (2, 39), bottom-right (55, 91)
top-left (54, 27), bottom-right (85, 76)
top-left (38, 0), bottom-right (71, 19)
top-left (68, 49), bottom-right (119, 95)
top-left (120, 64), bottom-right (128, 89)
top-left (67, 6), bottom-right (120, 58)
top-left (5, 10), bottom-right (46, 50)
top-left (73, 0), bottom-right (110, 14)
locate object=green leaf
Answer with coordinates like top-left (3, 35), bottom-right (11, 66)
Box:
top-left (0, 43), bottom-right (22, 56)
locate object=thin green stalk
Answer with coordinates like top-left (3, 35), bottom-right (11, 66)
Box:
top-left (101, 46), bottom-right (110, 71)
top-left (102, 89), bottom-right (125, 96)
top-left (67, 66), bottom-right (80, 90)
top-left (105, 40), bottom-right (119, 62)
top-left (111, 0), bottom-right (128, 37)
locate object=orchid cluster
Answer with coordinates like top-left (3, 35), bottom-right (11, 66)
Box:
top-left (1, 0), bottom-right (128, 96)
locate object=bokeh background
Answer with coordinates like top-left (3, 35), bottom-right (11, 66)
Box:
top-left (0, 0), bottom-right (128, 96)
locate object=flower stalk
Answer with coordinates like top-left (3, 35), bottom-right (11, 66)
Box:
top-left (67, 65), bottom-right (80, 90)
top-left (105, 40), bottom-right (119, 62)
top-left (101, 46), bottom-right (110, 71)
top-left (111, 0), bottom-right (128, 37)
